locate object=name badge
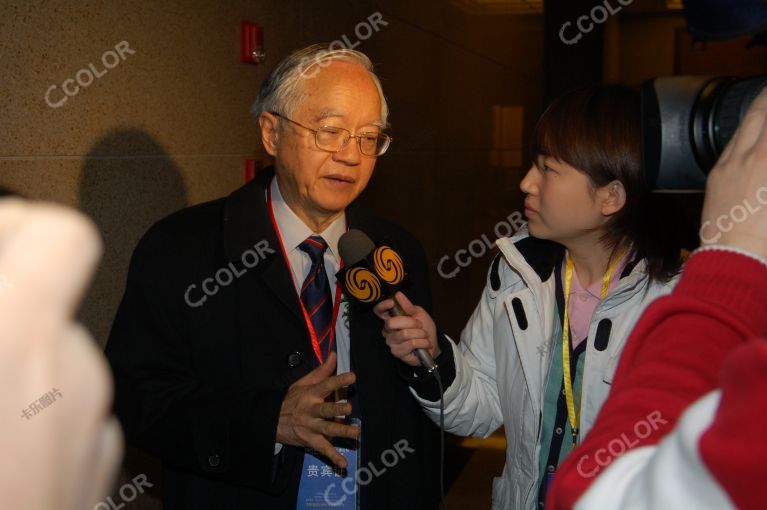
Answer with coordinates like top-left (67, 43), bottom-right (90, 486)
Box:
top-left (296, 418), bottom-right (360, 509)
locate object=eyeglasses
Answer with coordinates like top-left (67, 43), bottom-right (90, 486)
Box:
top-left (270, 112), bottom-right (392, 157)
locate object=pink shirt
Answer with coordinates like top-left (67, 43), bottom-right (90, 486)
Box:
top-left (562, 251), bottom-right (631, 348)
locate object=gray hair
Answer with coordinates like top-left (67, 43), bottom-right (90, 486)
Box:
top-left (250, 44), bottom-right (389, 125)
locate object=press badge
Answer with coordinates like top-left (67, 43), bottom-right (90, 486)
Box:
top-left (296, 418), bottom-right (360, 509)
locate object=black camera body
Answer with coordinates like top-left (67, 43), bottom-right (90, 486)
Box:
top-left (641, 75), bottom-right (767, 191)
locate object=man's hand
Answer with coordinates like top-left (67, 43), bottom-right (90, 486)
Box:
top-left (276, 352), bottom-right (359, 468)
top-left (373, 292), bottom-right (440, 367)
top-left (0, 199), bottom-right (122, 510)
top-left (701, 86), bottom-right (767, 258)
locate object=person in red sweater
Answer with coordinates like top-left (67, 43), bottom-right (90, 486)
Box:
top-left (547, 88), bottom-right (767, 509)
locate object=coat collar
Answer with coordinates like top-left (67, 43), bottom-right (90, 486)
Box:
top-left (496, 227), bottom-right (651, 312)
top-left (497, 227), bottom-right (643, 285)
top-left (222, 166), bottom-right (277, 262)
top-left (221, 166), bottom-right (379, 324)
top-left (222, 166), bottom-right (376, 261)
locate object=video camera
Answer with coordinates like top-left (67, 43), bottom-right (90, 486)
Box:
top-left (640, 0), bottom-right (767, 191)
top-left (642, 75), bottom-right (767, 190)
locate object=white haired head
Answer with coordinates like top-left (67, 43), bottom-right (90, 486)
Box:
top-left (251, 44), bottom-right (389, 125)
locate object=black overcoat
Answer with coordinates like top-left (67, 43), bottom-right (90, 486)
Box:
top-left (105, 168), bottom-right (440, 509)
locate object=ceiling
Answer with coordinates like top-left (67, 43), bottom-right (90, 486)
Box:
top-left (450, 0), bottom-right (684, 16)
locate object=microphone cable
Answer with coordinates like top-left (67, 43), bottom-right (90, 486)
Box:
top-left (432, 368), bottom-right (448, 510)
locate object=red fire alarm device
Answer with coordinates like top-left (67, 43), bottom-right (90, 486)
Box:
top-left (240, 21), bottom-right (265, 64)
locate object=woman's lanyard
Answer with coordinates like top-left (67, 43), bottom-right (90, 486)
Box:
top-left (267, 180), bottom-right (344, 365)
top-left (562, 251), bottom-right (623, 446)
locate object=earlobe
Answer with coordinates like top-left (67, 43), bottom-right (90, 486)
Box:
top-left (602, 181), bottom-right (627, 216)
top-left (259, 113), bottom-right (279, 156)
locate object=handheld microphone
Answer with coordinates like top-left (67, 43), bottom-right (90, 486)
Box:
top-left (337, 229), bottom-right (438, 372)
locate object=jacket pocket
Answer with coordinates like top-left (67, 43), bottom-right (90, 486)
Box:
top-left (600, 319), bottom-right (631, 385)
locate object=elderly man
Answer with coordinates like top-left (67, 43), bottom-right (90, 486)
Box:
top-left (105, 45), bottom-right (439, 509)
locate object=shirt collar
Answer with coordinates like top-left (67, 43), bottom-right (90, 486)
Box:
top-left (569, 269), bottom-right (601, 299)
top-left (564, 248), bottom-right (633, 299)
top-left (270, 177), bottom-right (346, 261)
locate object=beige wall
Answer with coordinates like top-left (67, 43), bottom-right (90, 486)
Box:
top-left (1, 0), bottom-right (546, 341)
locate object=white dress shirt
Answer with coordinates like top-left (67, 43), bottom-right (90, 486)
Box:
top-left (268, 177), bottom-right (351, 374)
top-left (269, 178), bottom-right (353, 455)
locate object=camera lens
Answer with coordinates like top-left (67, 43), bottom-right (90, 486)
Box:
top-left (642, 75), bottom-right (767, 191)
top-left (714, 77), bottom-right (767, 153)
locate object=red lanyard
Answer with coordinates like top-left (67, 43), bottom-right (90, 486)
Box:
top-left (267, 180), bottom-right (344, 364)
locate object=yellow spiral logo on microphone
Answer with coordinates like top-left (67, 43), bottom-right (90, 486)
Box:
top-left (372, 246), bottom-right (405, 285)
top-left (345, 267), bottom-right (382, 303)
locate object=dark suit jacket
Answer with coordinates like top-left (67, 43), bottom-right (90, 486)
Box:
top-left (105, 168), bottom-right (440, 509)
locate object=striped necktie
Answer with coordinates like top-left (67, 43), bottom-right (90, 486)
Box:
top-left (299, 235), bottom-right (334, 361)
